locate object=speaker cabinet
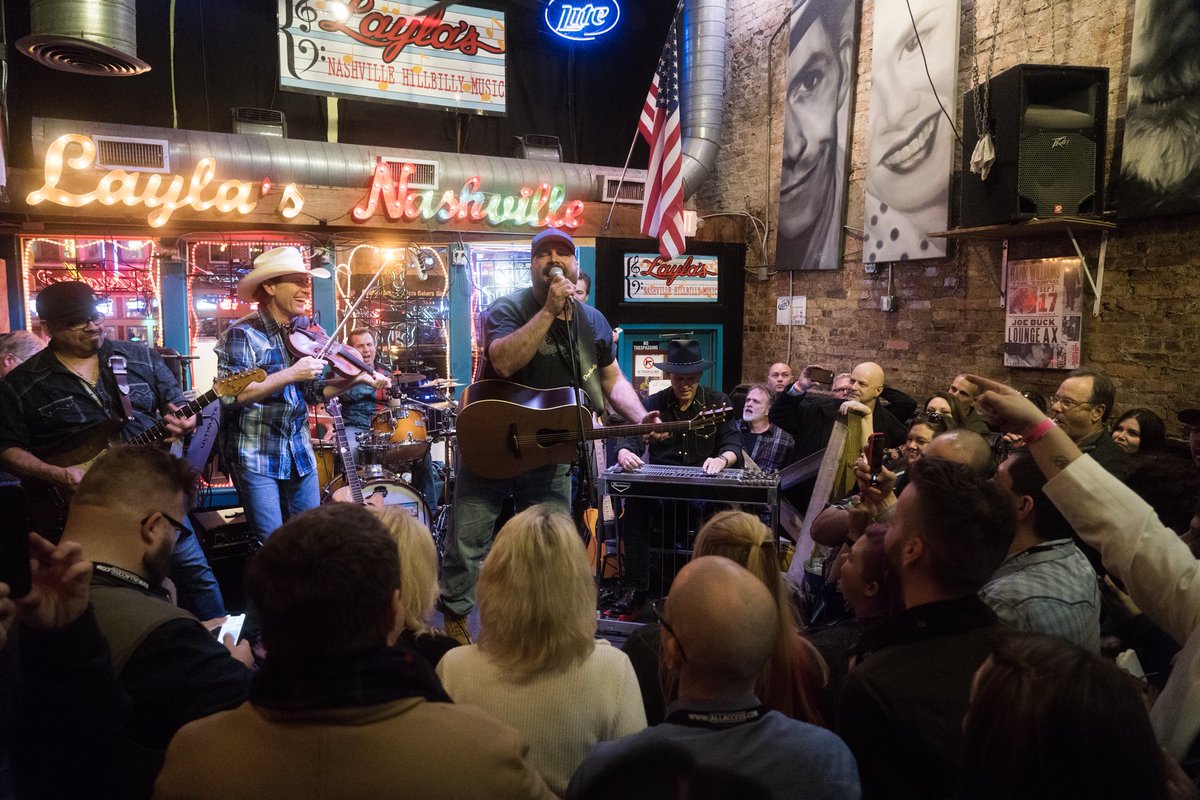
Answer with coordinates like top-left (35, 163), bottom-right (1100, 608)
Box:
top-left (960, 64), bottom-right (1108, 227)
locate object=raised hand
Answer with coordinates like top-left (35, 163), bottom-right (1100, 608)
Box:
top-left (17, 533), bottom-right (92, 632)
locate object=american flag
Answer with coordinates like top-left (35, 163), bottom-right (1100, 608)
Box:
top-left (638, 9), bottom-right (685, 260)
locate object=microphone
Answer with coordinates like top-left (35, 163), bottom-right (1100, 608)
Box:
top-left (548, 266), bottom-right (572, 312)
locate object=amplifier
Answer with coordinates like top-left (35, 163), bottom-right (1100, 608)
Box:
top-left (191, 507), bottom-right (257, 561)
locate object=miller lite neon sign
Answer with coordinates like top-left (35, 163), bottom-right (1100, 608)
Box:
top-left (545, 0), bottom-right (620, 42)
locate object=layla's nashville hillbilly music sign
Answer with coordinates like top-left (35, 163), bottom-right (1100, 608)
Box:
top-left (623, 253), bottom-right (719, 303)
top-left (278, 0), bottom-right (507, 115)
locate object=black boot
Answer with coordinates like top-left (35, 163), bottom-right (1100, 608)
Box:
top-left (608, 587), bottom-right (648, 616)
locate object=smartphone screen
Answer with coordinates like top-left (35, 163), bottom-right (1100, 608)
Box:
top-left (217, 613), bottom-right (246, 645)
top-left (0, 485), bottom-right (32, 598)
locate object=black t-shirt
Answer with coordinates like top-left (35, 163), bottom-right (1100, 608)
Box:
top-left (477, 287), bottom-right (615, 391)
top-left (741, 429), bottom-right (763, 456)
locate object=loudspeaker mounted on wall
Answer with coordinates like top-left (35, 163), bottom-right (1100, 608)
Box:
top-left (960, 64), bottom-right (1108, 228)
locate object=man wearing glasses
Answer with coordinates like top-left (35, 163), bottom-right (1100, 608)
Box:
top-left (59, 445), bottom-right (253, 798)
top-left (1048, 366), bottom-right (1129, 478)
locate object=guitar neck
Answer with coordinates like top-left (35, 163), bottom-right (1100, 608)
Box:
top-left (127, 390), bottom-right (216, 447)
top-left (589, 416), bottom-right (719, 442)
top-left (326, 399), bottom-right (363, 504)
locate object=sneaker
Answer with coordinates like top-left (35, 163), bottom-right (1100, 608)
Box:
top-left (442, 608), bottom-right (473, 646)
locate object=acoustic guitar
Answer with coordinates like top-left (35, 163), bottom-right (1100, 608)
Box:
top-left (24, 368), bottom-right (266, 537)
top-left (455, 379), bottom-right (731, 481)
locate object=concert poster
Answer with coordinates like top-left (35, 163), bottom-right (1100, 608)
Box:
top-left (1003, 257), bottom-right (1083, 370)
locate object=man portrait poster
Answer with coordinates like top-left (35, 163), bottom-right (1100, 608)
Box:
top-left (776, 0), bottom-right (860, 271)
top-left (862, 0), bottom-right (960, 264)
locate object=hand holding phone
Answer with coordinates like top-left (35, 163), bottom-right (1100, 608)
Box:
top-left (808, 366), bottom-right (834, 384)
top-left (866, 433), bottom-right (886, 488)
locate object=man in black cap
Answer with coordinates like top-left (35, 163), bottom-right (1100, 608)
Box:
top-left (439, 228), bottom-right (654, 644)
top-left (0, 281), bottom-right (227, 621)
top-left (611, 339), bottom-right (742, 614)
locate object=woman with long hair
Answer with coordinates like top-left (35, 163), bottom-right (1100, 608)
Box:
top-left (372, 507), bottom-right (461, 667)
top-left (923, 392), bottom-right (966, 429)
top-left (960, 634), bottom-right (1172, 800)
top-left (1112, 407), bottom-right (1167, 455)
top-left (624, 510), bottom-right (828, 727)
top-left (436, 506), bottom-right (645, 795)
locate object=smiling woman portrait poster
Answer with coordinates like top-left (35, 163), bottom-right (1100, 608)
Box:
top-left (862, 0), bottom-right (960, 264)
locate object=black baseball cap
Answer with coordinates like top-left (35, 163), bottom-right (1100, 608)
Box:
top-left (1179, 408), bottom-right (1200, 427)
top-left (35, 281), bottom-right (102, 322)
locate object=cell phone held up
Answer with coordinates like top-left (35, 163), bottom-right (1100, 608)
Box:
top-left (808, 366), bottom-right (835, 384)
top-left (866, 433), bottom-right (886, 489)
top-left (0, 485), bottom-right (33, 599)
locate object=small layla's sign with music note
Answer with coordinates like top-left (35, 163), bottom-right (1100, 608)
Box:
top-left (278, 1), bottom-right (507, 116)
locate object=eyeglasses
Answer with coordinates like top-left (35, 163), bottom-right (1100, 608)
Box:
top-left (65, 312), bottom-right (105, 331)
top-left (651, 597), bottom-right (687, 664)
top-left (1049, 394), bottom-right (1092, 411)
top-left (142, 511), bottom-right (191, 541)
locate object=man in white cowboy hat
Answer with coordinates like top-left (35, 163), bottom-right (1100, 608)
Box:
top-left (216, 246), bottom-right (387, 549)
top-left (610, 339), bottom-right (742, 615)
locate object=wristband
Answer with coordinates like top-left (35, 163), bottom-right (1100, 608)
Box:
top-left (1022, 418), bottom-right (1056, 443)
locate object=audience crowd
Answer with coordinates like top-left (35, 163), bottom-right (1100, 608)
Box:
top-left (2, 358), bottom-right (1200, 800)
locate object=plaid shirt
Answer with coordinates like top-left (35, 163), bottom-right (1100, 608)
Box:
top-left (739, 421), bottom-right (794, 472)
top-left (978, 538), bottom-right (1101, 651)
top-left (216, 310), bottom-right (321, 479)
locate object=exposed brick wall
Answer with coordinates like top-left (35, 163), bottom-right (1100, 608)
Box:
top-left (695, 0), bottom-right (1200, 434)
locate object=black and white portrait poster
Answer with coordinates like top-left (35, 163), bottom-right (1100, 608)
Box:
top-left (863, 0), bottom-right (959, 264)
top-left (1004, 257), bottom-right (1083, 370)
top-left (777, 0), bottom-right (860, 271)
top-left (1118, 0), bottom-right (1200, 218)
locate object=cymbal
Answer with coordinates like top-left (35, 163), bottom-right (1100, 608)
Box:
top-left (428, 401), bottom-right (455, 411)
top-left (426, 378), bottom-right (461, 387)
top-left (390, 372), bottom-right (425, 385)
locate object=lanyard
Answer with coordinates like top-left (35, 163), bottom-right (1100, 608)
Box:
top-left (664, 705), bottom-right (765, 729)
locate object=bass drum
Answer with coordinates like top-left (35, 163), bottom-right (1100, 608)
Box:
top-left (312, 440), bottom-right (338, 487)
top-left (326, 475), bottom-right (431, 528)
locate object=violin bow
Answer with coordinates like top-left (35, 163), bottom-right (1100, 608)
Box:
top-left (314, 247), bottom-right (397, 361)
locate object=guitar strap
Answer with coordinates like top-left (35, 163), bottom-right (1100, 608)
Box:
top-left (108, 355), bottom-right (136, 423)
top-left (562, 308), bottom-right (605, 416)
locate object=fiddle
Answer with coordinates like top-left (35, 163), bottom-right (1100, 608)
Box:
top-left (284, 318), bottom-right (390, 384)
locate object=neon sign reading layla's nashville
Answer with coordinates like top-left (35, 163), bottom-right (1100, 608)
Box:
top-left (27, 134), bottom-right (306, 228)
top-left (353, 160), bottom-right (585, 229)
top-left (545, 0), bottom-right (620, 42)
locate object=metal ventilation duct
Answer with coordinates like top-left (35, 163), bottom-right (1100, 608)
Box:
top-left (29, 0), bottom-right (726, 198)
top-left (17, 0), bottom-right (150, 76)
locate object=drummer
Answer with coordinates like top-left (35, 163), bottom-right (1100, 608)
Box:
top-left (340, 328), bottom-right (393, 467)
top-left (342, 328), bottom-right (439, 509)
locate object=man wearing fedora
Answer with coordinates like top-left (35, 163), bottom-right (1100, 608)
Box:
top-left (0, 281), bottom-right (230, 621)
top-left (216, 246), bottom-right (386, 546)
top-left (439, 229), bottom-right (654, 644)
top-left (612, 338), bottom-right (742, 615)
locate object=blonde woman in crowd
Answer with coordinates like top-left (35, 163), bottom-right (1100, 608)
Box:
top-left (372, 508), bottom-right (461, 668)
top-left (436, 506), bottom-right (646, 795)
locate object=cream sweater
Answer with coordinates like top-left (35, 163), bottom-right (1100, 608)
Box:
top-left (437, 639), bottom-right (647, 796)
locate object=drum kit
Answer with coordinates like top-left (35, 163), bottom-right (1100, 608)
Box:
top-left (309, 371), bottom-right (460, 543)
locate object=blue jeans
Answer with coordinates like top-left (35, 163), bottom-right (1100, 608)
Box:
top-left (440, 462), bottom-right (571, 615)
top-left (169, 523), bottom-right (226, 619)
top-left (231, 465), bottom-right (320, 543)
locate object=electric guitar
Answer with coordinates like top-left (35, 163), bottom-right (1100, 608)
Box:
top-left (455, 379), bottom-right (732, 480)
top-left (24, 368), bottom-right (266, 536)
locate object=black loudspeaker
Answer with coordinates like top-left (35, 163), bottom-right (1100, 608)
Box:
top-left (960, 64), bottom-right (1108, 227)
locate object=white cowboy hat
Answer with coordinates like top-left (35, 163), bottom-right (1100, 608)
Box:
top-left (236, 246), bottom-right (330, 302)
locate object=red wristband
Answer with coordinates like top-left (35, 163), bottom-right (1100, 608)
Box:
top-left (1022, 418), bottom-right (1056, 443)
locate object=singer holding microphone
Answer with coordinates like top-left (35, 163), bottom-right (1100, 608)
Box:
top-left (438, 229), bottom-right (657, 644)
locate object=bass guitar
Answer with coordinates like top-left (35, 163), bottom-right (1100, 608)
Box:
top-left (25, 368), bottom-right (266, 536)
top-left (455, 379), bottom-right (732, 480)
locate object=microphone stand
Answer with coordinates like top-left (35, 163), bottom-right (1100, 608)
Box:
top-left (561, 291), bottom-right (599, 580)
